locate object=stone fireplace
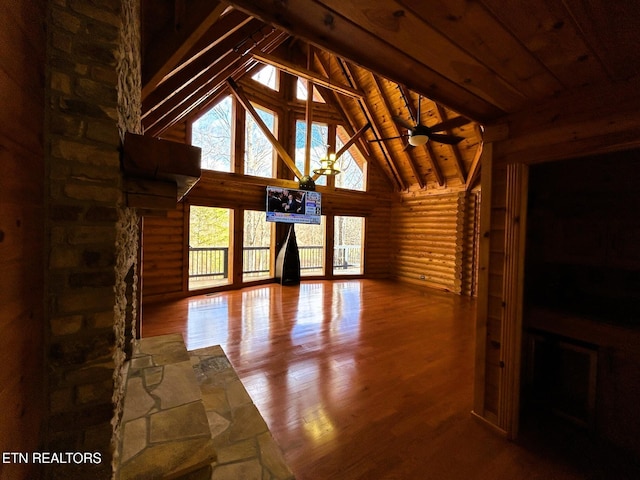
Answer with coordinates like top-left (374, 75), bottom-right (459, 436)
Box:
top-left (44, 0), bottom-right (141, 478)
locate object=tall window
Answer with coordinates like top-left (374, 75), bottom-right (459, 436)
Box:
top-left (252, 64), bottom-right (278, 91)
top-left (295, 120), bottom-right (328, 185)
top-left (334, 216), bottom-right (364, 275)
top-left (295, 219), bottom-right (326, 276)
top-left (188, 206), bottom-right (232, 290)
top-left (335, 125), bottom-right (365, 191)
top-left (296, 78), bottom-right (325, 102)
top-left (243, 210), bottom-right (272, 282)
top-left (191, 96), bottom-right (232, 172)
top-left (245, 105), bottom-right (275, 178)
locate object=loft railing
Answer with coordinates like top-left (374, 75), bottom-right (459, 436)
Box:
top-left (188, 245), bottom-right (361, 279)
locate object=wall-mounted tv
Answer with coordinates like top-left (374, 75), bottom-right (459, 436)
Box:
top-left (266, 186), bottom-right (322, 225)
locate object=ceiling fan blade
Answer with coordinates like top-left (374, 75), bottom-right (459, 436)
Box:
top-left (392, 115), bottom-right (415, 131)
top-left (368, 135), bottom-right (407, 143)
top-left (428, 133), bottom-right (465, 145)
top-left (429, 116), bottom-right (471, 132)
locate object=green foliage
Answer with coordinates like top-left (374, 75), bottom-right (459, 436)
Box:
top-left (189, 206), bottom-right (230, 247)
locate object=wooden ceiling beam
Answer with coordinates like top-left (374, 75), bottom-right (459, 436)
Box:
top-left (227, 78), bottom-right (303, 180)
top-left (318, 0), bottom-right (527, 112)
top-left (310, 121), bottom-right (372, 181)
top-left (424, 142), bottom-right (445, 187)
top-left (465, 125), bottom-right (484, 191)
top-left (252, 52), bottom-right (364, 99)
top-left (144, 29), bottom-right (287, 136)
top-left (142, 1), bottom-right (227, 99)
top-left (223, 0), bottom-right (502, 122)
top-left (339, 59), bottom-right (405, 190)
top-left (335, 122), bottom-right (371, 160)
top-left (313, 53), bottom-right (372, 160)
top-left (143, 19), bottom-right (266, 119)
top-left (436, 104), bottom-right (467, 184)
top-left (401, 92), bottom-right (445, 186)
top-left (399, 85), bottom-right (418, 124)
top-left (316, 85), bottom-right (372, 164)
top-left (162, 9), bottom-right (254, 86)
top-left (371, 75), bottom-right (425, 189)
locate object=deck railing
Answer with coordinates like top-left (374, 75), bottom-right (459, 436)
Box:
top-left (188, 245), bottom-right (361, 280)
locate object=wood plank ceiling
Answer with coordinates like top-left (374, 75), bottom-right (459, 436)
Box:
top-left (141, 0), bottom-right (640, 191)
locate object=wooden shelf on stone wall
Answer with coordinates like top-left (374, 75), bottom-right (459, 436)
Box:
top-left (121, 132), bottom-right (201, 211)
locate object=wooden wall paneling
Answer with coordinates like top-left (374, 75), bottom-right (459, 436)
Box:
top-left (497, 163), bottom-right (529, 439)
top-left (364, 204), bottom-right (393, 277)
top-left (159, 122), bottom-right (188, 143)
top-left (461, 190), bottom-right (481, 296)
top-left (483, 162), bottom-right (508, 422)
top-left (141, 205), bottom-right (186, 300)
top-left (1, 0), bottom-right (46, 476)
top-left (392, 191), bottom-right (465, 292)
top-left (473, 143), bottom-right (493, 424)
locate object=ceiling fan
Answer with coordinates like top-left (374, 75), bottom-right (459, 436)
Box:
top-left (372, 96), bottom-right (468, 147)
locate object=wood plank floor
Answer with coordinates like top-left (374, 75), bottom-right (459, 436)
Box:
top-left (142, 279), bottom-right (640, 480)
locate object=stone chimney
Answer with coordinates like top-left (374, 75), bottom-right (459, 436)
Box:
top-left (45, 0), bottom-right (141, 478)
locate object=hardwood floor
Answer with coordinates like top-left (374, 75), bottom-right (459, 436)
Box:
top-left (142, 279), bottom-right (640, 480)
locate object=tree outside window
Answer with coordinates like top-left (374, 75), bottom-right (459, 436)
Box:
top-left (191, 96), bottom-right (232, 172)
top-left (245, 105), bottom-right (275, 178)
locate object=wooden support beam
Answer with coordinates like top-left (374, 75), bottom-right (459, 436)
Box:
top-left (473, 142), bottom-right (493, 420)
top-left (436, 104), bottom-right (467, 184)
top-left (314, 54), bottom-right (372, 159)
top-left (227, 78), bottom-right (303, 180)
top-left (311, 122), bottom-right (370, 182)
top-left (498, 163), bottom-right (529, 440)
top-left (170, 10), bottom-right (252, 79)
top-left (142, 1), bottom-right (227, 99)
top-left (465, 125), bottom-right (484, 191)
top-left (372, 74), bottom-right (425, 189)
top-left (304, 47), bottom-right (314, 177)
top-left (339, 59), bottom-right (405, 190)
top-left (144, 30), bottom-right (287, 136)
top-left (252, 51), bottom-right (364, 99)
top-left (143, 19), bottom-right (265, 122)
top-left (335, 122), bottom-right (370, 160)
top-left (423, 141), bottom-right (446, 187)
top-left (224, 0), bottom-right (502, 122)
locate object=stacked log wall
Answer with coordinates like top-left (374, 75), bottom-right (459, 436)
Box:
top-left (391, 190), bottom-right (474, 294)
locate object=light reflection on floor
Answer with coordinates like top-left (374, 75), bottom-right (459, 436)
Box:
top-left (182, 281), bottom-right (363, 448)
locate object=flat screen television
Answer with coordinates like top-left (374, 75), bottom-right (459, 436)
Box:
top-left (266, 186), bottom-right (322, 225)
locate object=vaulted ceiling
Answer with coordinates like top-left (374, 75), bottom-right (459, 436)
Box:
top-left (141, 0), bottom-right (640, 191)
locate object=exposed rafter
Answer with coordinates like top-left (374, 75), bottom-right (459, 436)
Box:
top-left (371, 75), bottom-right (425, 189)
top-left (140, 5), bottom-right (484, 191)
top-left (252, 52), bottom-right (364, 100)
top-left (142, 1), bottom-right (227, 98)
top-left (338, 59), bottom-right (405, 190)
top-left (436, 104), bottom-right (467, 184)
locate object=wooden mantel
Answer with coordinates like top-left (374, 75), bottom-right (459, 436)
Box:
top-left (121, 132), bottom-right (201, 210)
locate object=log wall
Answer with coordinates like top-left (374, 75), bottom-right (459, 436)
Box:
top-left (141, 206), bottom-right (186, 300)
top-left (0, 2), bottom-right (46, 478)
top-left (391, 190), bottom-right (477, 294)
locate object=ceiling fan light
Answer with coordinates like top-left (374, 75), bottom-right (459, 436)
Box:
top-left (409, 134), bottom-right (428, 146)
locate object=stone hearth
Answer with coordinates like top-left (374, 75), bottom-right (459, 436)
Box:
top-left (116, 334), bottom-right (294, 480)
